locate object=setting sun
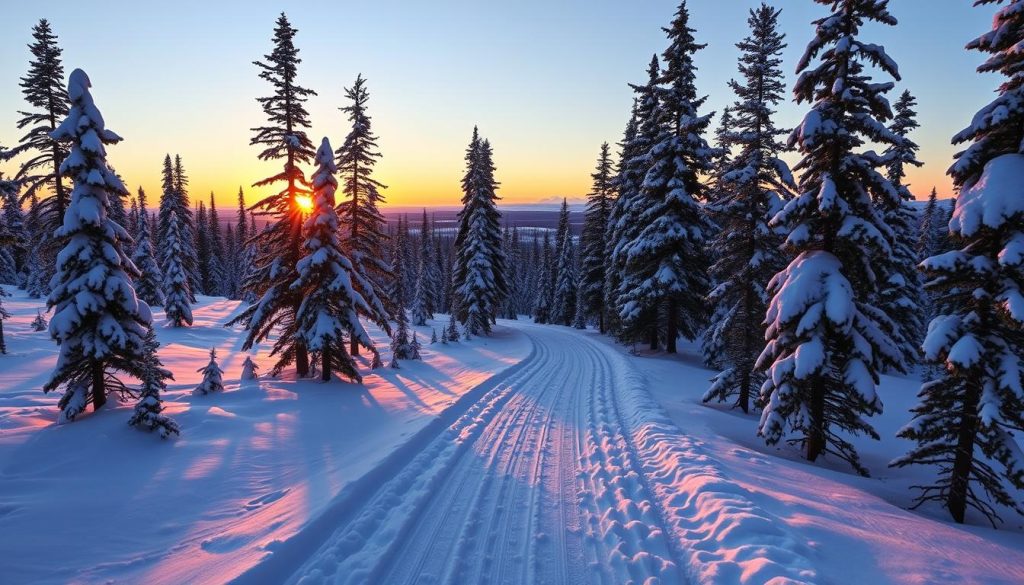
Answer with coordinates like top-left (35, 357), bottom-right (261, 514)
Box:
top-left (295, 194), bottom-right (313, 212)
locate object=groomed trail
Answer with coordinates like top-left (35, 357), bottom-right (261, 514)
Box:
top-left (249, 323), bottom-right (819, 585)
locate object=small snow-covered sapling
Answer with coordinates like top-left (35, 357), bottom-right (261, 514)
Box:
top-left (194, 348), bottom-right (225, 395)
top-left (411, 332), bottom-right (422, 360)
top-left (31, 310), bottom-right (48, 332)
top-left (240, 355), bottom-right (259, 380)
top-left (430, 328), bottom-right (438, 344)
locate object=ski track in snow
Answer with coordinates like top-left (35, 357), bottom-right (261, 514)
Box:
top-left (280, 323), bottom-right (817, 585)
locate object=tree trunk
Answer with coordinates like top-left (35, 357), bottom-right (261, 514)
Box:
top-left (321, 345), bottom-right (332, 382)
top-left (666, 299), bottom-right (678, 354)
top-left (806, 377), bottom-right (826, 461)
top-left (91, 361), bottom-right (106, 411)
top-left (948, 379), bottom-right (981, 524)
top-left (351, 336), bottom-right (360, 356)
top-left (598, 309), bottom-right (605, 335)
top-left (649, 325), bottom-right (659, 351)
top-left (0, 320), bottom-right (6, 354)
top-left (295, 341), bottom-right (309, 378)
top-left (738, 370), bottom-right (751, 414)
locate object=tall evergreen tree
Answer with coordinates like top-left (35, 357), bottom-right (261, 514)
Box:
top-left (579, 143), bottom-right (615, 332)
top-left (161, 211), bottom-right (193, 327)
top-left (4, 19), bottom-right (70, 294)
top-left (229, 13), bottom-right (317, 377)
top-left (173, 154), bottom-right (202, 295)
top-left (892, 0), bottom-right (1024, 525)
top-left (293, 138), bottom-right (379, 381)
top-left (157, 154), bottom-right (198, 302)
top-left (454, 130), bottom-right (507, 334)
top-left (44, 70), bottom-right (150, 419)
top-left (128, 190), bottom-right (140, 242)
top-left (606, 98), bottom-right (644, 338)
top-left (703, 3), bottom-right (794, 414)
top-left (335, 74), bottom-right (392, 355)
top-left (532, 231), bottom-right (554, 324)
top-left (207, 193), bottom-right (226, 296)
top-left (0, 184), bottom-right (27, 284)
top-left (132, 193), bottom-right (165, 308)
top-left (881, 89), bottom-right (926, 365)
top-left (551, 229), bottom-right (578, 326)
top-left (758, 0), bottom-right (905, 475)
top-left (917, 187), bottom-right (940, 262)
top-left (618, 3), bottom-right (715, 353)
top-left (418, 208), bottom-right (440, 317)
top-left (195, 200), bottom-right (210, 294)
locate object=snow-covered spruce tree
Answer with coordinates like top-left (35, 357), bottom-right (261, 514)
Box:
top-left (336, 74), bottom-right (393, 355)
top-left (0, 180), bottom-right (25, 285)
top-left (454, 130), bottom-right (507, 334)
top-left (206, 193), bottom-right (226, 297)
top-left (5, 19), bottom-right (70, 293)
top-left (757, 1), bottom-right (906, 475)
top-left (892, 0), bottom-right (1024, 525)
top-left (411, 263), bottom-right (430, 326)
top-left (532, 231), bottom-right (554, 323)
top-left (157, 154), bottom-right (198, 303)
top-left (605, 99), bottom-right (642, 338)
top-left (445, 311), bottom-right (460, 344)
top-left (410, 332), bottom-right (422, 360)
top-left (128, 190), bottom-right (140, 242)
top-left (551, 229), bottom-right (578, 325)
top-left (31, 310), bottom-right (47, 332)
top-left (161, 211), bottom-right (194, 327)
top-left (128, 328), bottom-right (180, 438)
top-left (196, 201), bottom-right (210, 294)
top-left (502, 225), bottom-right (526, 319)
top-left (703, 3), bottom-right (794, 414)
top-left (228, 13), bottom-right (317, 377)
top-left (131, 191), bottom-right (165, 308)
top-left (43, 69), bottom-right (151, 417)
top-left (292, 138), bottom-right (380, 382)
top-left (418, 208), bottom-right (440, 317)
top-left (390, 215), bottom-right (415, 361)
top-left (194, 348), bottom-right (225, 395)
top-left (579, 142), bottom-right (615, 332)
top-left (880, 89), bottom-right (926, 365)
top-left (618, 3), bottom-right (715, 354)
top-left (917, 186), bottom-right (940, 262)
top-left (554, 198), bottom-right (571, 271)
top-left (173, 155), bottom-right (202, 296)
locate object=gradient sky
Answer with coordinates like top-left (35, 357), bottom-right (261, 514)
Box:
top-left (0, 1), bottom-right (996, 207)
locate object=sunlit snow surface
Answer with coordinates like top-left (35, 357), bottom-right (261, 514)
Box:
top-left (0, 286), bottom-right (1022, 584)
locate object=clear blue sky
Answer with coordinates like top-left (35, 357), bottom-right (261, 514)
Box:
top-left (0, 0), bottom-right (995, 206)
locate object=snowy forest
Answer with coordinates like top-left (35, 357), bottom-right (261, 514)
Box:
top-left (0, 1), bottom-right (1023, 584)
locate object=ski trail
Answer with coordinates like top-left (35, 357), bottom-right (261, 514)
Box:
top-left (285, 323), bottom-right (819, 585)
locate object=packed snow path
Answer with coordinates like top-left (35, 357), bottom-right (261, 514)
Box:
top-left (275, 323), bottom-right (816, 585)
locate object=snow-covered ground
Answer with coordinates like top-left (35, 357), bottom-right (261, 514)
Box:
top-left (0, 286), bottom-right (530, 585)
top-left (1, 285), bottom-right (1023, 584)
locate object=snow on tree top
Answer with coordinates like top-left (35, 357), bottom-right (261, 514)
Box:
top-left (68, 68), bottom-right (90, 100)
top-left (953, 153), bottom-right (1024, 237)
